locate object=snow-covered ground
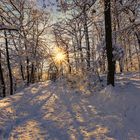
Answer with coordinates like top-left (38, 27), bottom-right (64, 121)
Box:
top-left (0, 73), bottom-right (140, 140)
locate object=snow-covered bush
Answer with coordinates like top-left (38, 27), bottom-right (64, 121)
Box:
top-left (63, 71), bottom-right (104, 95)
top-left (112, 43), bottom-right (124, 61)
top-left (97, 40), bottom-right (124, 62)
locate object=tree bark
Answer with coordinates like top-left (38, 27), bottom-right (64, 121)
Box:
top-left (83, 6), bottom-right (90, 69)
top-left (65, 44), bottom-right (71, 73)
top-left (4, 30), bottom-right (13, 95)
top-left (104, 0), bottom-right (115, 86)
top-left (0, 49), bottom-right (6, 97)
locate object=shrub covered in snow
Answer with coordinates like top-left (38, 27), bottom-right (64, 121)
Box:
top-left (97, 40), bottom-right (124, 62)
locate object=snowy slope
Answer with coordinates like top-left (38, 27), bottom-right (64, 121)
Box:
top-left (0, 74), bottom-right (140, 140)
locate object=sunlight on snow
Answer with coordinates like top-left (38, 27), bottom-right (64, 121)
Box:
top-left (31, 87), bottom-right (39, 94)
top-left (0, 75), bottom-right (140, 139)
top-left (0, 81), bottom-right (123, 140)
top-left (0, 100), bottom-right (11, 108)
top-left (10, 120), bottom-right (44, 140)
top-left (0, 94), bottom-right (23, 108)
top-left (80, 125), bottom-right (112, 140)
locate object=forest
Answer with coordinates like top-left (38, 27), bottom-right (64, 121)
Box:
top-left (0, 0), bottom-right (140, 139)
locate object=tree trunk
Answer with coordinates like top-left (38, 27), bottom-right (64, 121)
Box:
top-left (83, 6), bottom-right (90, 69)
top-left (11, 33), bottom-right (25, 81)
top-left (66, 45), bottom-right (71, 73)
top-left (72, 37), bottom-right (78, 72)
top-left (20, 62), bottom-right (25, 81)
top-left (119, 60), bottom-right (123, 73)
top-left (0, 49), bottom-right (6, 97)
top-left (39, 61), bottom-right (44, 81)
top-left (135, 32), bottom-right (140, 51)
top-left (30, 63), bottom-right (35, 83)
top-left (134, 35), bottom-right (140, 72)
top-left (76, 32), bottom-right (84, 69)
top-left (128, 38), bottom-right (133, 71)
top-left (4, 30), bottom-right (13, 95)
top-left (23, 31), bottom-right (30, 85)
top-left (104, 0), bottom-right (115, 86)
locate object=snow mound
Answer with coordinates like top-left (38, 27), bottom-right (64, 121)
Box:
top-left (0, 74), bottom-right (140, 140)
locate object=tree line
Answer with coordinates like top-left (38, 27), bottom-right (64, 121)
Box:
top-left (0, 0), bottom-right (139, 97)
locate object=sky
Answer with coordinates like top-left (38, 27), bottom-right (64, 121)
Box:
top-left (35, 0), bottom-right (67, 23)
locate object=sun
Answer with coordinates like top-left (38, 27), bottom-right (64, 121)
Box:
top-left (52, 47), bottom-right (66, 64)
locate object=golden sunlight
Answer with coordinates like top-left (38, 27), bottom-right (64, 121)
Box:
top-left (53, 47), bottom-right (66, 64)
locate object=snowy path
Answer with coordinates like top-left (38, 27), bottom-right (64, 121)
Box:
top-left (0, 74), bottom-right (140, 140)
